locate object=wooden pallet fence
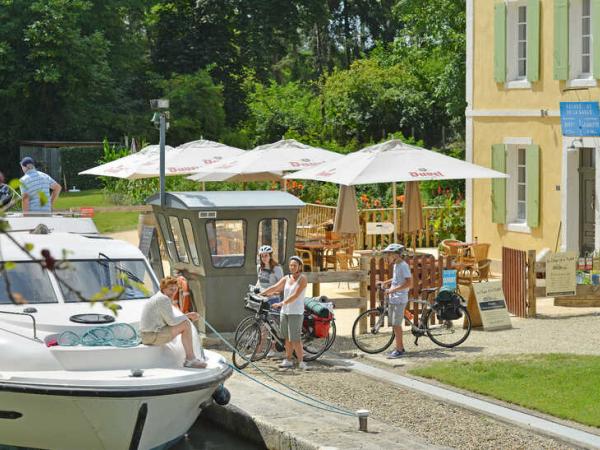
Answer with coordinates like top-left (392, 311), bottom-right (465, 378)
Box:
top-left (501, 246), bottom-right (528, 318)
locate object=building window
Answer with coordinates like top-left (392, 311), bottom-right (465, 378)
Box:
top-left (517, 6), bottom-right (527, 78)
top-left (257, 219), bottom-right (288, 264)
top-left (506, 2), bottom-right (529, 86)
top-left (507, 146), bottom-right (528, 224)
top-left (570, 0), bottom-right (594, 80)
top-left (183, 218), bottom-right (201, 266)
top-left (169, 216), bottom-right (189, 264)
top-left (205, 220), bottom-right (246, 268)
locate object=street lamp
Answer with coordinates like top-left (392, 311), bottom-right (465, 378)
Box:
top-left (567, 137), bottom-right (584, 152)
top-left (150, 99), bottom-right (169, 207)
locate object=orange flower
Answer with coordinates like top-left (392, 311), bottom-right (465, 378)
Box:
top-left (398, 194), bottom-right (405, 203)
top-left (298, 183), bottom-right (304, 190)
top-left (292, 181), bottom-right (298, 188)
top-left (315, 199), bottom-right (322, 204)
top-left (373, 199), bottom-right (381, 207)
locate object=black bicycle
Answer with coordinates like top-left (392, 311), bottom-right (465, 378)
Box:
top-left (232, 287), bottom-right (336, 369)
top-left (351, 285), bottom-right (471, 354)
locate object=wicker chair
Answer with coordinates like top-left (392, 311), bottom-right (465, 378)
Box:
top-left (295, 248), bottom-right (314, 272)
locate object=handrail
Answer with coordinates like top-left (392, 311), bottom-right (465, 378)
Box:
top-left (0, 310), bottom-right (39, 341)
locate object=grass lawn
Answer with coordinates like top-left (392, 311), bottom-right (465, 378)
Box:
top-left (55, 190), bottom-right (139, 234)
top-left (54, 190), bottom-right (108, 209)
top-left (410, 354), bottom-right (600, 427)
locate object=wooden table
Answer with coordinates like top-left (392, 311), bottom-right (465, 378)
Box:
top-left (295, 240), bottom-right (343, 271)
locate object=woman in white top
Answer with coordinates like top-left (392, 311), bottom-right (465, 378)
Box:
top-left (261, 256), bottom-right (308, 370)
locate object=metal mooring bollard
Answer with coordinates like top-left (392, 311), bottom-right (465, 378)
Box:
top-left (356, 409), bottom-right (369, 432)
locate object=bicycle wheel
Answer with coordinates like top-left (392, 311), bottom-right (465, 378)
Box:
top-left (302, 319), bottom-right (336, 361)
top-left (424, 305), bottom-right (471, 348)
top-left (234, 315), bottom-right (257, 343)
top-left (352, 308), bottom-right (395, 354)
top-left (232, 321), bottom-right (262, 369)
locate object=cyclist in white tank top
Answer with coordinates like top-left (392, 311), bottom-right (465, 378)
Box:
top-left (261, 256), bottom-right (308, 370)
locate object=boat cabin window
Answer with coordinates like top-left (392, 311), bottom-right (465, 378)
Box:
top-left (205, 219), bottom-right (246, 268)
top-left (168, 216), bottom-right (189, 263)
top-left (257, 218), bottom-right (288, 264)
top-left (55, 259), bottom-right (157, 302)
top-left (182, 218), bottom-right (200, 266)
top-left (157, 214), bottom-right (178, 261)
top-left (0, 262), bottom-right (57, 304)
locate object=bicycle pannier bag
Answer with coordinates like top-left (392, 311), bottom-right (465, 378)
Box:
top-left (434, 287), bottom-right (463, 321)
top-left (312, 314), bottom-right (332, 338)
top-left (304, 297), bottom-right (331, 318)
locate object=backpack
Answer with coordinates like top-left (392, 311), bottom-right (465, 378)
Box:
top-left (433, 287), bottom-right (463, 321)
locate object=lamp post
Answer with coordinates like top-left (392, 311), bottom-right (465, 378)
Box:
top-left (150, 99), bottom-right (169, 207)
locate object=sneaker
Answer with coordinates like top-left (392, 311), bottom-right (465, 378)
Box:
top-left (278, 359), bottom-right (294, 368)
top-left (386, 349), bottom-right (405, 359)
top-left (184, 358), bottom-right (207, 369)
top-left (297, 361), bottom-right (308, 371)
top-left (266, 350), bottom-right (279, 359)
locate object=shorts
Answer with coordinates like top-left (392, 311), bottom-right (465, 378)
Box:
top-left (141, 326), bottom-right (174, 345)
top-left (389, 303), bottom-right (407, 327)
top-left (280, 314), bottom-right (303, 341)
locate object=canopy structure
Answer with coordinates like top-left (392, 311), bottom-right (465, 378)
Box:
top-left (285, 139), bottom-right (507, 185)
top-left (79, 140), bottom-right (245, 180)
top-left (333, 185), bottom-right (360, 234)
top-left (286, 139), bottom-right (507, 240)
top-left (187, 139), bottom-right (342, 181)
top-left (79, 145), bottom-right (177, 180)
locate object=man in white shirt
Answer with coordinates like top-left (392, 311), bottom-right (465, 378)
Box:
top-left (140, 276), bottom-right (206, 368)
top-left (19, 156), bottom-right (61, 213)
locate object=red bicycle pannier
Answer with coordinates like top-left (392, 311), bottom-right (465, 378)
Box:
top-left (313, 314), bottom-right (332, 338)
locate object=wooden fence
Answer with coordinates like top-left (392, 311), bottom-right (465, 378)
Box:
top-left (368, 254), bottom-right (451, 323)
top-left (297, 203), bottom-right (465, 250)
top-left (501, 246), bottom-right (536, 318)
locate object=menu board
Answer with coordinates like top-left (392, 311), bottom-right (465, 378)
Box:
top-left (471, 281), bottom-right (512, 331)
top-left (546, 252), bottom-right (577, 297)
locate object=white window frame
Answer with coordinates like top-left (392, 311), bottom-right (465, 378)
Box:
top-left (503, 138), bottom-right (532, 234)
top-left (506, 0), bottom-right (532, 89)
top-left (569, 0), bottom-right (597, 87)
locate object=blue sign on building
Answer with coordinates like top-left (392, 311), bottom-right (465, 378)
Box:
top-left (442, 270), bottom-right (457, 289)
top-left (560, 101), bottom-right (600, 137)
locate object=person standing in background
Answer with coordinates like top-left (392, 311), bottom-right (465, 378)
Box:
top-left (19, 157), bottom-right (62, 213)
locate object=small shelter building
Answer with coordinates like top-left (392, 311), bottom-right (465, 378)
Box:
top-left (148, 191), bottom-right (304, 332)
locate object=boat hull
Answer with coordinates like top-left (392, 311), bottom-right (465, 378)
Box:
top-left (0, 371), bottom-right (231, 450)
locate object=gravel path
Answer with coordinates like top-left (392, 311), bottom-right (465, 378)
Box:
top-left (218, 313), bottom-right (600, 449)
top-left (330, 313), bottom-right (600, 373)
top-left (240, 359), bottom-right (575, 450)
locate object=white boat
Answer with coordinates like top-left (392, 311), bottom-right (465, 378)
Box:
top-left (0, 214), bottom-right (232, 450)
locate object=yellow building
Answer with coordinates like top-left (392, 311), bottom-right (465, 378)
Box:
top-left (467, 0), bottom-right (600, 262)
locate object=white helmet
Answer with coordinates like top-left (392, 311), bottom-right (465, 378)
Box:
top-left (259, 245), bottom-right (273, 255)
top-left (381, 243), bottom-right (407, 255)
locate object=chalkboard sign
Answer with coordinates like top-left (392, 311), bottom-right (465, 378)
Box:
top-left (139, 225), bottom-right (164, 279)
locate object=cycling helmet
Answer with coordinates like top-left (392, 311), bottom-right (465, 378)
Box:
top-left (289, 255), bottom-right (303, 265)
top-left (381, 243), bottom-right (407, 255)
top-left (258, 245), bottom-right (273, 255)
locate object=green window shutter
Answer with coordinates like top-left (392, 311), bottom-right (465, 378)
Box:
top-left (527, 0), bottom-right (540, 82)
top-left (592, 0), bottom-right (600, 78)
top-left (495, 2), bottom-right (507, 83)
top-left (554, 0), bottom-right (569, 80)
top-left (491, 144), bottom-right (507, 224)
top-left (526, 145), bottom-right (540, 228)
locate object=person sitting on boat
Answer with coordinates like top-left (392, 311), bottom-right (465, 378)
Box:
top-left (140, 276), bottom-right (207, 369)
top-left (261, 255), bottom-right (308, 370)
top-left (256, 245), bottom-right (284, 306)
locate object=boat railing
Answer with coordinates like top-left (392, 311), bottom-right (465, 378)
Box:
top-left (0, 310), bottom-right (39, 341)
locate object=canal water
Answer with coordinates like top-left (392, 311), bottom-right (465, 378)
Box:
top-left (172, 419), bottom-right (265, 450)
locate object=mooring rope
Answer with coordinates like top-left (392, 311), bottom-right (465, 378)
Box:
top-left (203, 319), bottom-right (357, 417)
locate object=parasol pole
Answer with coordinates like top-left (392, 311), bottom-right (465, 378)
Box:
top-left (392, 181), bottom-right (398, 242)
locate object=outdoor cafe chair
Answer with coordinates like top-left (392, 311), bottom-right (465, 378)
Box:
top-left (295, 248), bottom-right (314, 272)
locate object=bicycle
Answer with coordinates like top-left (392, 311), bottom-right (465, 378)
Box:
top-left (351, 285), bottom-right (471, 354)
top-left (232, 287), bottom-right (336, 369)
